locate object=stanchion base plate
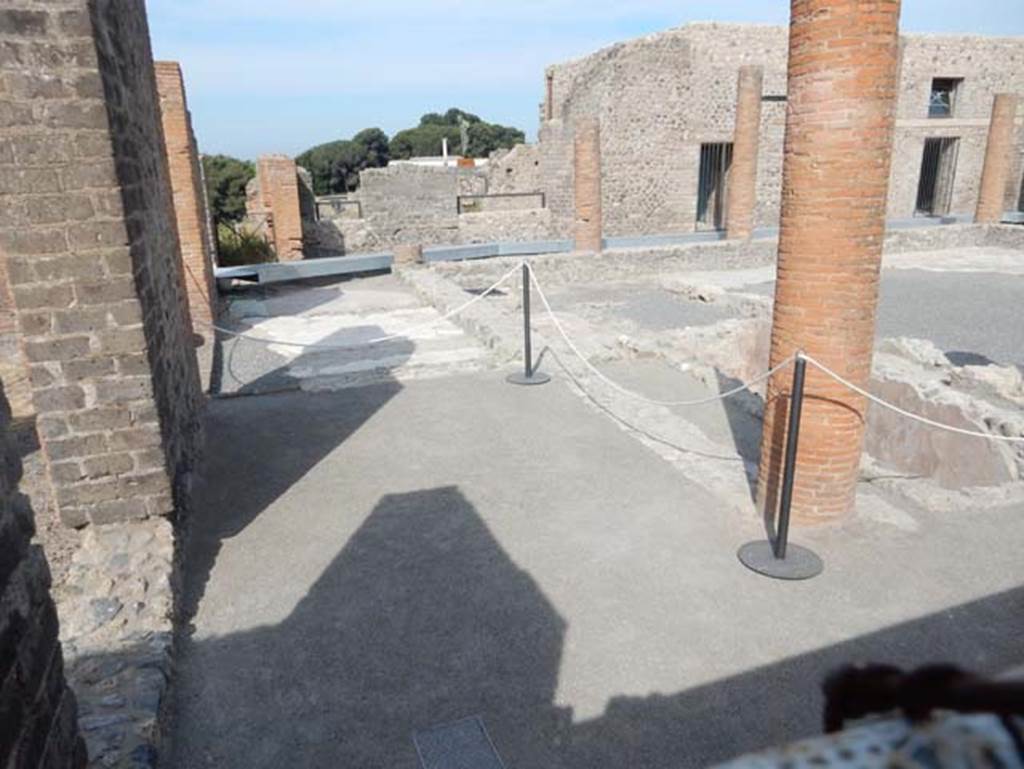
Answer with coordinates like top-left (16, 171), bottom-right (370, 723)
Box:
top-left (506, 371), bottom-right (551, 386)
top-left (737, 540), bottom-right (823, 580)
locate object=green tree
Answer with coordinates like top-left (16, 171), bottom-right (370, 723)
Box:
top-left (296, 127), bottom-right (391, 195)
top-left (388, 108), bottom-right (524, 160)
top-left (352, 127), bottom-right (390, 169)
top-left (202, 154), bottom-right (254, 223)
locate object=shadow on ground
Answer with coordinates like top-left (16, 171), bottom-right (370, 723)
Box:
top-left (168, 477), bottom-right (1024, 768)
top-left (181, 325), bottom-right (411, 619)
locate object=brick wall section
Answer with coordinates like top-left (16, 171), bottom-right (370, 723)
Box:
top-left (0, 0), bottom-right (203, 527)
top-left (0, 379), bottom-right (87, 768)
top-left (154, 61), bottom-right (215, 332)
top-left (257, 155), bottom-right (304, 261)
top-left (976, 94), bottom-right (1019, 222)
top-left (756, 0), bottom-right (901, 523)
top-left (573, 119), bottom-right (603, 252)
top-left (725, 66), bottom-right (764, 239)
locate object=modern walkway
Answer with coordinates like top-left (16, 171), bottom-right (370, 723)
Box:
top-left (167, 369), bottom-right (1024, 769)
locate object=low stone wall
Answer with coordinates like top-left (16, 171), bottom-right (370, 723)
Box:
top-left (458, 193), bottom-right (544, 213)
top-left (457, 209), bottom-right (554, 243)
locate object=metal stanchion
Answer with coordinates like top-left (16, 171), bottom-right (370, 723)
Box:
top-left (738, 354), bottom-right (823, 580)
top-left (507, 262), bottom-right (550, 386)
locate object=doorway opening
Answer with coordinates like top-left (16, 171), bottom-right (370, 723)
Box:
top-left (915, 137), bottom-right (959, 216)
top-left (696, 142), bottom-right (733, 230)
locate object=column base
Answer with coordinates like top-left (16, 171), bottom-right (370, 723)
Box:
top-left (506, 371), bottom-right (551, 386)
top-left (737, 540), bottom-right (823, 580)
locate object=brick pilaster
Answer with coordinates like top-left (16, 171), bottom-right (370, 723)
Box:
top-left (154, 61), bottom-right (216, 333)
top-left (725, 65), bottom-right (764, 240)
top-left (257, 155), bottom-right (304, 262)
top-left (573, 119), bottom-right (603, 253)
top-left (757, 0), bottom-right (902, 523)
top-left (975, 93), bottom-right (1019, 224)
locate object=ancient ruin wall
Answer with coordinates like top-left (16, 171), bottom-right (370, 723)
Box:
top-left (0, 376), bottom-right (86, 767)
top-left (485, 143), bottom-right (544, 195)
top-left (543, 23), bottom-right (789, 237)
top-left (0, 0), bottom-right (202, 527)
top-left (537, 24), bottom-right (1024, 236)
top-left (888, 35), bottom-right (1024, 218)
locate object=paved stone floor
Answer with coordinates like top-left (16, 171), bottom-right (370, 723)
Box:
top-left (213, 273), bottom-right (495, 395)
top-left (167, 371), bottom-right (1024, 769)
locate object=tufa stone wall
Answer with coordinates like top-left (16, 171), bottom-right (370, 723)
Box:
top-left (0, 377), bottom-right (86, 768)
top-left (0, 0), bottom-right (203, 527)
top-left (154, 61), bottom-right (215, 333)
top-left (517, 23), bottom-right (1024, 236)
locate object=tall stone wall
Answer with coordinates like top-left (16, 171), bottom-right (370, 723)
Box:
top-left (0, 0), bottom-right (202, 527)
top-left (0, 377), bottom-right (86, 768)
top-left (530, 23), bottom-right (1024, 236)
top-left (154, 61), bottom-right (215, 333)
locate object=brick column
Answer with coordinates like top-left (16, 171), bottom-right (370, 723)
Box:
top-left (975, 93), bottom-right (1019, 224)
top-left (0, 0), bottom-right (203, 527)
top-left (154, 61), bottom-right (215, 333)
top-left (573, 119), bottom-right (603, 253)
top-left (257, 155), bottom-right (304, 262)
top-left (725, 65), bottom-right (764, 240)
top-left (757, 0), bottom-right (902, 523)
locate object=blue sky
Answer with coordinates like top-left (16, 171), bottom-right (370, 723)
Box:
top-left (147, 1), bottom-right (1024, 160)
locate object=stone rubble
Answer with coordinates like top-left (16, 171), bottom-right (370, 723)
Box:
top-left (55, 519), bottom-right (176, 769)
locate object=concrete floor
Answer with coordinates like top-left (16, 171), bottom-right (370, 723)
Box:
top-left (167, 370), bottom-right (1024, 769)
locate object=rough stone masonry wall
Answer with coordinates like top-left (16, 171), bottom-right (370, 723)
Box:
top-left (0, 378), bottom-right (86, 768)
top-left (154, 61), bottom-right (214, 333)
top-left (533, 23), bottom-right (1024, 236)
top-left (0, 0), bottom-right (202, 527)
top-left (543, 23), bottom-right (790, 238)
top-left (888, 35), bottom-right (1024, 219)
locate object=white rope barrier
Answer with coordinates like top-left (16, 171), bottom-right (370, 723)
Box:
top-left (526, 263), bottom-right (795, 406)
top-left (190, 257), bottom-right (1024, 444)
top-left (801, 353), bottom-right (1024, 443)
top-left (186, 261), bottom-right (521, 351)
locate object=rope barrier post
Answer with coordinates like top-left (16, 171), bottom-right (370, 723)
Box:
top-left (738, 354), bottom-right (823, 580)
top-left (507, 262), bottom-right (550, 386)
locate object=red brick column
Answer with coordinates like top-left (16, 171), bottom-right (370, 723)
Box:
top-left (155, 61), bottom-right (215, 332)
top-left (257, 155), bottom-right (304, 262)
top-left (726, 65), bottom-right (764, 240)
top-left (573, 119), bottom-right (603, 253)
top-left (975, 93), bottom-right (1019, 224)
top-left (757, 0), bottom-right (902, 523)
